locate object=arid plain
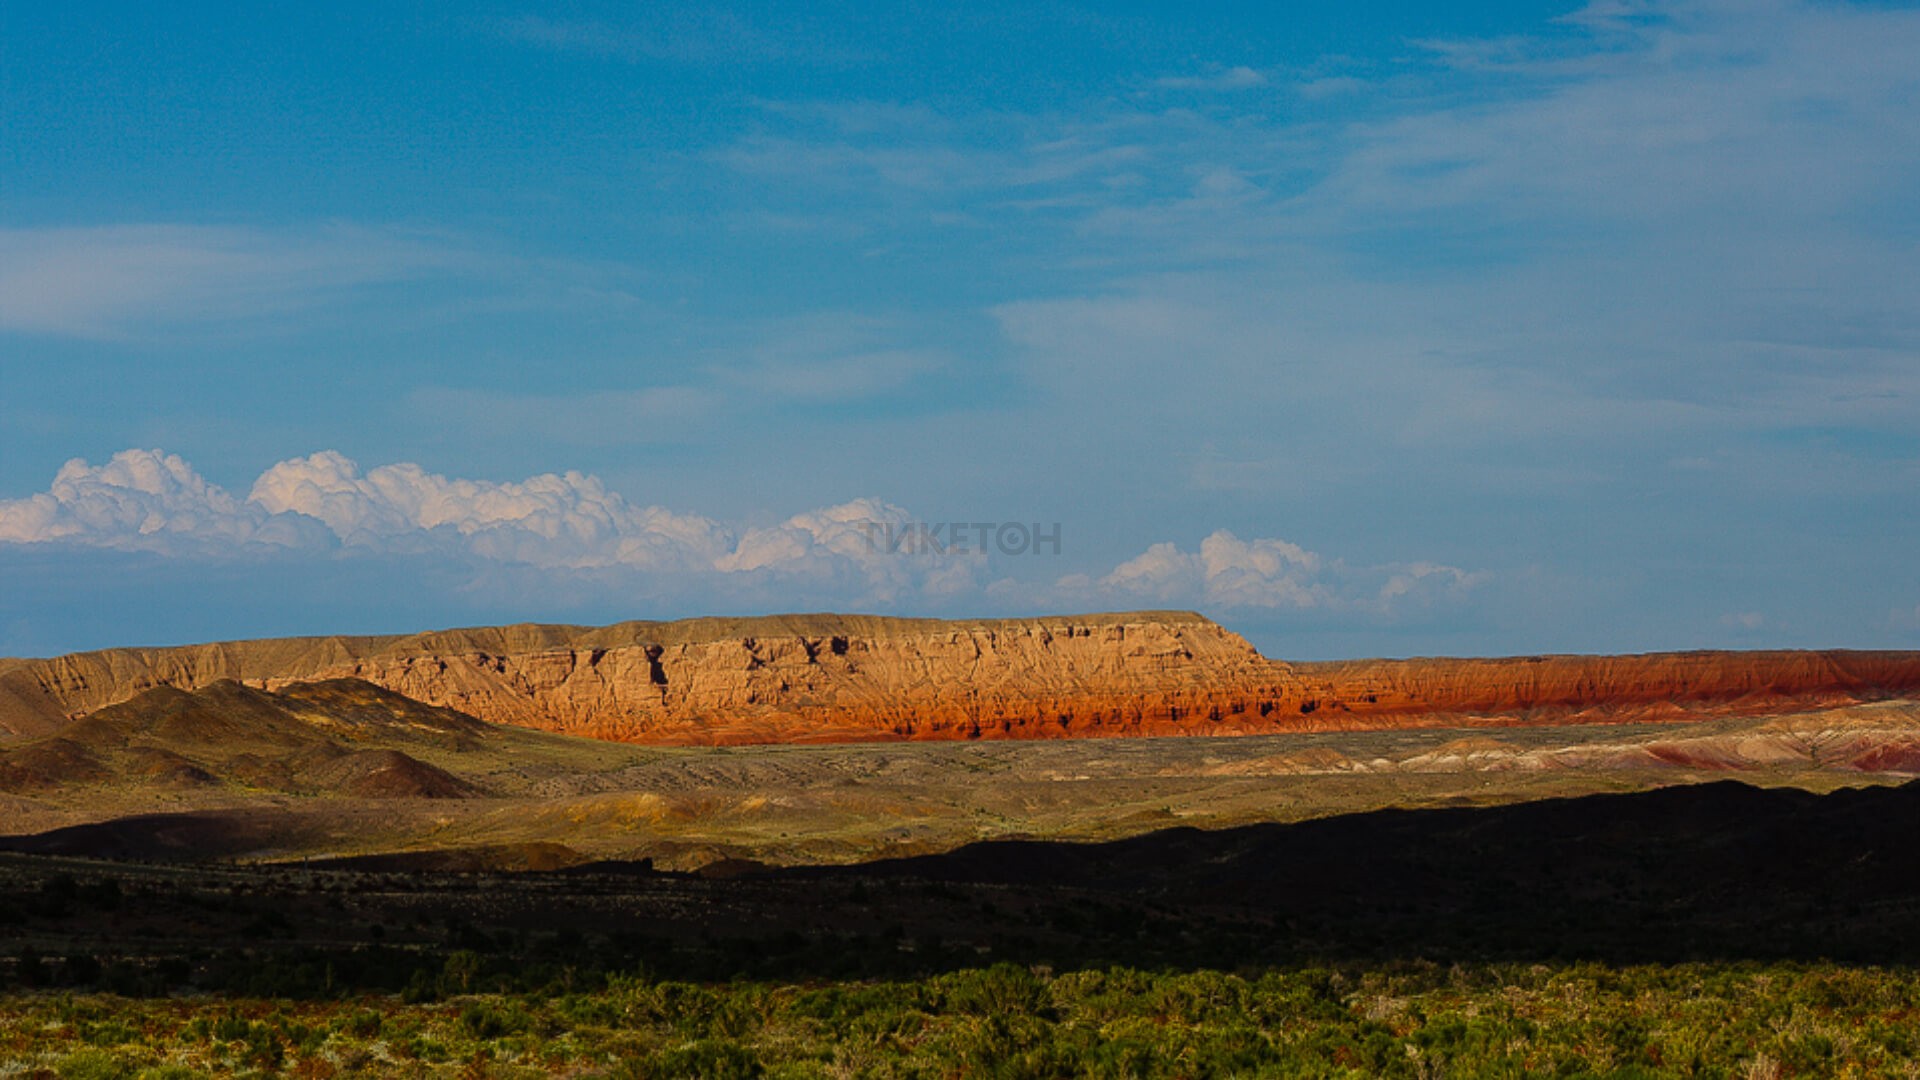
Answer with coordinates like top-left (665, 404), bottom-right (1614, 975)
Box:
top-left (5, 611), bottom-right (1919, 871)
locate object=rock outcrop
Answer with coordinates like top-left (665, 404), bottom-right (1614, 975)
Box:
top-left (3, 612), bottom-right (1919, 745)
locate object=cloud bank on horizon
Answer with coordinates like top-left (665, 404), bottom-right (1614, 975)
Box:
top-left (3, 0), bottom-right (1918, 656)
top-left (0, 450), bottom-right (1481, 622)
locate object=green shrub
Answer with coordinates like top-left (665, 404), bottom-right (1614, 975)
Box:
top-left (646, 1038), bottom-right (763, 1078)
top-left (939, 963), bottom-right (1055, 1019)
top-left (53, 1050), bottom-right (134, 1080)
top-left (460, 999), bottom-right (531, 1039)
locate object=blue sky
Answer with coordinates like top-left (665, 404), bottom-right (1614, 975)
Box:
top-left (2, 0), bottom-right (1918, 659)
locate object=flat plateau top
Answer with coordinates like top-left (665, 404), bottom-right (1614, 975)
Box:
top-left (2, 610), bottom-right (1221, 666)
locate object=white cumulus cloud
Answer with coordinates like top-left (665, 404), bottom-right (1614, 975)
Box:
top-left (718, 498), bottom-right (984, 602)
top-left (248, 451), bottom-right (732, 571)
top-left (1059, 529), bottom-right (1485, 616)
top-left (0, 450), bottom-right (324, 552)
top-left (0, 450), bottom-right (1483, 618)
top-left (0, 450), bottom-right (989, 605)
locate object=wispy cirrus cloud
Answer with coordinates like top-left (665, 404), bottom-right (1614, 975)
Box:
top-left (407, 387), bottom-right (722, 449)
top-left (703, 312), bottom-right (954, 403)
top-left (721, 0), bottom-right (1920, 467)
top-left (487, 12), bottom-right (860, 65)
top-left (0, 224), bottom-right (478, 340)
top-left (1154, 65), bottom-right (1266, 91)
top-left (401, 312), bottom-right (959, 449)
top-left (674, 0), bottom-right (1920, 651)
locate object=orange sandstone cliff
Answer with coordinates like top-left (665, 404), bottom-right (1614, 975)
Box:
top-left (2, 612), bottom-right (1918, 745)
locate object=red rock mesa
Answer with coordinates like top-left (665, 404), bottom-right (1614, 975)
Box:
top-left (3, 612), bottom-right (1918, 745)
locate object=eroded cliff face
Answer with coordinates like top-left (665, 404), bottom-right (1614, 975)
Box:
top-left (3, 612), bottom-right (1919, 745)
top-left (255, 615), bottom-right (1295, 744)
top-left (1286, 651), bottom-right (1920, 725)
top-left (0, 613), bottom-right (1285, 743)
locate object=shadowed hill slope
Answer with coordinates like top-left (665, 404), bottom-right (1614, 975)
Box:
top-left (3, 612), bottom-right (1919, 745)
top-left (0, 680), bottom-right (483, 799)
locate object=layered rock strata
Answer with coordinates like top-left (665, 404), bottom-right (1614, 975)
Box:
top-left (3, 612), bottom-right (1918, 745)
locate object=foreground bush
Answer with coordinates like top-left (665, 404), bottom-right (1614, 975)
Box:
top-left (2, 961), bottom-right (1917, 1077)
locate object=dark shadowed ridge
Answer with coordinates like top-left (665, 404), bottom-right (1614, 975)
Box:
top-left (10, 779), bottom-right (1920, 966)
